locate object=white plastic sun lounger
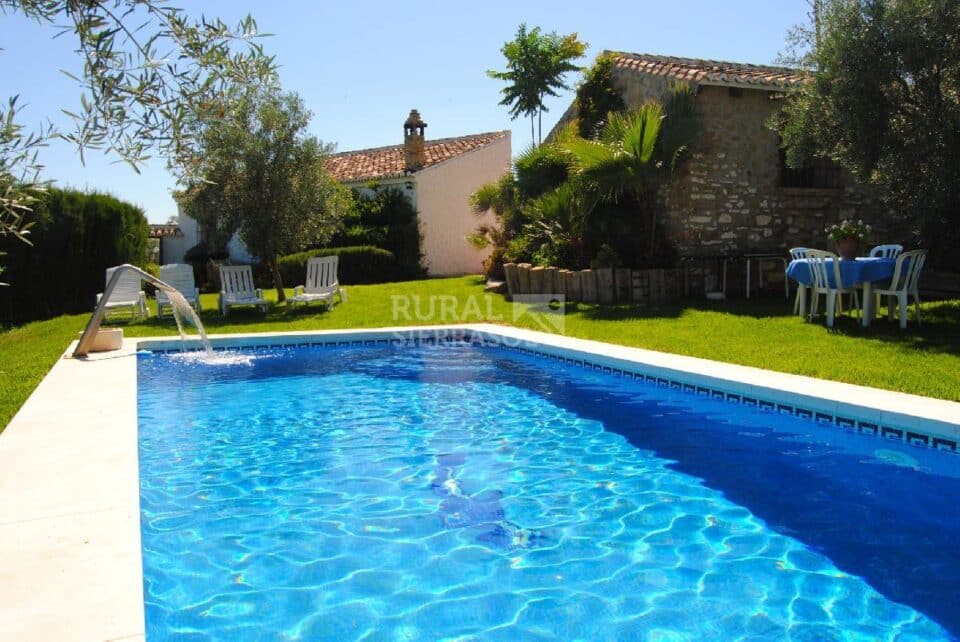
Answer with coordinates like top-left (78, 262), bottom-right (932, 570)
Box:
top-left (156, 263), bottom-right (202, 319)
top-left (96, 265), bottom-right (148, 320)
top-left (218, 265), bottom-right (269, 315)
top-left (289, 256), bottom-right (345, 310)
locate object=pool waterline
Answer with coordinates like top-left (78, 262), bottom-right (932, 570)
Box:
top-left (1, 324), bottom-right (958, 641)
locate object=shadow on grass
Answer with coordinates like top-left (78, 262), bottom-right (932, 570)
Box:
top-left (565, 294), bottom-right (960, 356)
top-left (569, 296), bottom-right (795, 322)
top-left (827, 299), bottom-right (960, 357)
top-left (102, 302), bottom-right (333, 333)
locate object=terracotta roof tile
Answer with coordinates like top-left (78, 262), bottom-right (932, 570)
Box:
top-left (611, 52), bottom-right (804, 90)
top-left (148, 224), bottom-right (183, 238)
top-left (325, 131), bottom-right (510, 183)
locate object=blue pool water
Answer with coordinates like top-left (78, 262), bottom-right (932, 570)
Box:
top-left (137, 341), bottom-right (960, 641)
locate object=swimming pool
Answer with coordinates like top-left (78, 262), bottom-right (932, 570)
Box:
top-left (138, 339), bottom-right (960, 640)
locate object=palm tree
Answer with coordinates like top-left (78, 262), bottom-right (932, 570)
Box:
top-left (488, 24), bottom-right (586, 145)
top-left (563, 83), bottom-right (698, 259)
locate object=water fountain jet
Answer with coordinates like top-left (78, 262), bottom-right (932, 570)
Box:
top-left (74, 264), bottom-right (212, 358)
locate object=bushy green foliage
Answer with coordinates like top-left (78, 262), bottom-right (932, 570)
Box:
top-left (775, 0), bottom-right (960, 266)
top-left (575, 53), bottom-right (626, 139)
top-left (277, 246), bottom-right (397, 286)
top-left (0, 188), bottom-right (149, 325)
top-left (488, 24), bottom-right (587, 144)
top-left (513, 143), bottom-right (570, 201)
top-left (470, 84), bottom-right (697, 272)
top-left (331, 187), bottom-right (424, 280)
top-left (0, 1), bottom-right (275, 265)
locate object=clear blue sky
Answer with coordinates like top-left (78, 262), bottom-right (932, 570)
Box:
top-left (0, 1), bottom-right (810, 223)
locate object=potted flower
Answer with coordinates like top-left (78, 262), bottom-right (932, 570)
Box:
top-left (825, 219), bottom-right (872, 259)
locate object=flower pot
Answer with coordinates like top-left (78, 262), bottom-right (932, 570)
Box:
top-left (835, 238), bottom-right (859, 260)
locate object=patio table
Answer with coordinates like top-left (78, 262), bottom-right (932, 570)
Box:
top-left (786, 256), bottom-right (898, 326)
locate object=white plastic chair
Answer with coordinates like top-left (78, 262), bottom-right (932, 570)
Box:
top-left (96, 266), bottom-right (148, 320)
top-left (289, 256), bottom-right (345, 310)
top-left (156, 264), bottom-right (201, 319)
top-left (805, 250), bottom-right (860, 327)
top-left (869, 244), bottom-right (903, 259)
top-left (218, 265), bottom-right (268, 316)
top-left (872, 249), bottom-right (927, 329)
top-left (788, 247), bottom-right (809, 315)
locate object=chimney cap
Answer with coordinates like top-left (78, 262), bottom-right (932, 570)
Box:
top-left (404, 109), bottom-right (427, 129)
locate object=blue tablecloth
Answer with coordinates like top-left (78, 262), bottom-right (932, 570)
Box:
top-left (787, 257), bottom-right (897, 288)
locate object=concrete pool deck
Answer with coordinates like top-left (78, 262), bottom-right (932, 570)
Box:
top-left (1, 323), bottom-right (959, 641)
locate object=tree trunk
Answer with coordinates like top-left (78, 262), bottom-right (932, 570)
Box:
top-left (647, 200), bottom-right (658, 261)
top-left (530, 115), bottom-right (535, 146)
top-left (271, 254), bottom-right (285, 302)
top-left (538, 108), bottom-right (542, 144)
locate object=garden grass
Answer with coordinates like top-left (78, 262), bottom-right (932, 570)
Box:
top-left (2, 276), bottom-right (959, 431)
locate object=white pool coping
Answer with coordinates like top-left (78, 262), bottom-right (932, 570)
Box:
top-left (1, 323), bottom-right (958, 641)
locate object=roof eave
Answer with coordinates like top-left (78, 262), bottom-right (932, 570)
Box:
top-left (697, 79), bottom-right (802, 92)
top-left (340, 173), bottom-right (411, 186)
top-left (415, 132), bottom-right (511, 176)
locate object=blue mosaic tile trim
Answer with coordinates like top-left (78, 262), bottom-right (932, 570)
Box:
top-left (476, 336), bottom-right (958, 456)
top-left (141, 332), bottom-right (958, 455)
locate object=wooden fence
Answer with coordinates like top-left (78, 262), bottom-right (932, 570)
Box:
top-left (503, 263), bottom-right (685, 303)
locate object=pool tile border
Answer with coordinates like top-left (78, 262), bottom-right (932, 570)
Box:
top-left (138, 325), bottom-right (960, 455)
top-left (468, 335), bottom-right (958, 454)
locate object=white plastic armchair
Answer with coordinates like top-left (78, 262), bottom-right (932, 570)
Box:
top-left (804, 250), bottom-right (860, 327)
top-left (788, 247), bottom-right (810, 315)
top-left (289, 256), bottom-right (345, 310)
top-left (869, 244), bottom-right (903, 259)
top-left (218, 265), bottom-right (269, 316)
top-left (872, 249), bottom-right (927, 329)
top-left (156, 264), bottom-right (202, 319)
top-left (96, 265), bottom-right (148, 320)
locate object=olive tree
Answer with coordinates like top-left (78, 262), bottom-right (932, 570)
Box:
top-left (0, 0), bottom-right (276, 275)
top-left (775, 0), bottom-right (960, 263)
top-left (177, 89), bottom-right (352, 302)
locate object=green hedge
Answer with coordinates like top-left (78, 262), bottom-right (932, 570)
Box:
top-left (331, 187), bottom-right (425, 280)
top-left (278, 246), bottom-right (398, 285)
top-left (0, 189), bottom-right (150, 326)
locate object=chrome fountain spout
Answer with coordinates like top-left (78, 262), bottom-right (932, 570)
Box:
top-left (74, 263), bottom-right (211, 358)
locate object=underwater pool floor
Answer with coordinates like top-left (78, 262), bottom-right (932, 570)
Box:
top-left (138, 340), bottom-right (960, 641)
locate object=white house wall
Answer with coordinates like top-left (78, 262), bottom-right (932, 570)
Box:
top-left (164, 205), bottom-right (201, 264)
top-left (415, 134), bottom-right (510, 276)
top-left (174, 204), bottom-right (253, 264)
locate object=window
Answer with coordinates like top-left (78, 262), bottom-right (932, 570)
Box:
top-left (779, 149), bottom-right (841, 189)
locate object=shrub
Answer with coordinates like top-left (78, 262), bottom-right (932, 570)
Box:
top-left (575, 53), bottom-right (626, 139)
top-left (331, 187), bottom-right (425, 280)
top-left (277, 246), bottom-right (398, 285)
top-left (182, 243), bottom-right (231, 291)
top-left (142, 262), bottom-right (161, 296)
top-left (0, 188), bottom-right (150, 325)
top-left (481, 245), bottom-right (507, 281)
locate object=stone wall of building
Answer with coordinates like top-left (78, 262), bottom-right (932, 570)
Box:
top-left (611, 78), bottom-right (896, 257)
top-left (611, 66), bottom-right (674, 106)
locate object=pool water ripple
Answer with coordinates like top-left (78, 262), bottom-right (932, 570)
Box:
top-left (138, 343), bottom-right (960, 641)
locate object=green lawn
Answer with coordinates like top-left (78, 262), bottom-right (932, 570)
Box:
top-left (2, 275), bottom-right (959, 431)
